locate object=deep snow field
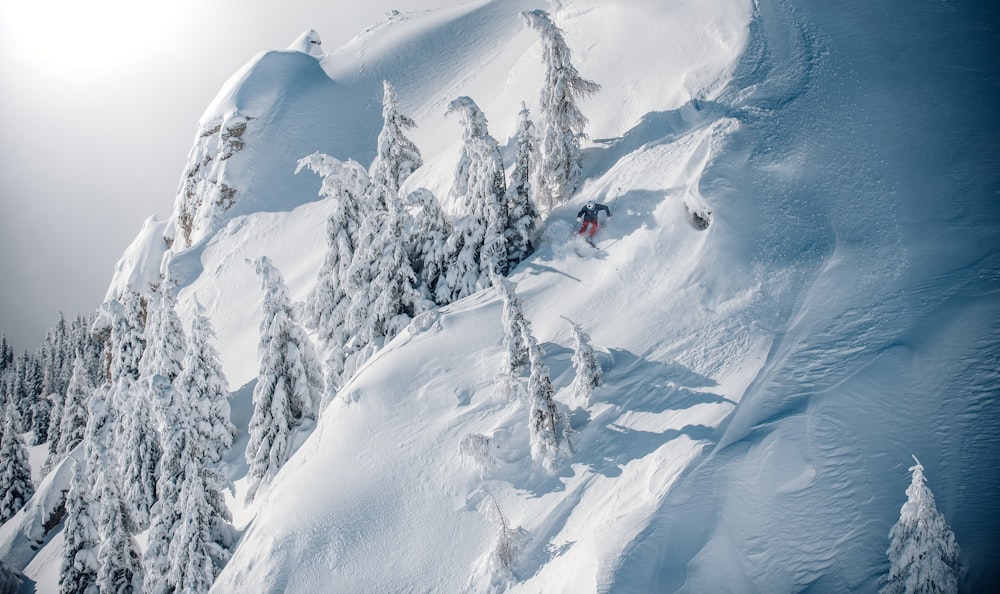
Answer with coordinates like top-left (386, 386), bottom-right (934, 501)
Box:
top-left (3, 0), bottom-right (998, 592)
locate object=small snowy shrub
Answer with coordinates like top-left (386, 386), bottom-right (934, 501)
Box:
top-left (482, 492), bottom-right (526, 583)
top-left (460, 433), bottom-right (497, 476)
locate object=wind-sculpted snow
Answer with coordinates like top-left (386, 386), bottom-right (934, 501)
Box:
top-left (609, 0), bottom-right (1000, 591)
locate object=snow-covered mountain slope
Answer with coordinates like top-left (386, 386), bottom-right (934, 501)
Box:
top-left (48, 0), bottom-right (999, 591)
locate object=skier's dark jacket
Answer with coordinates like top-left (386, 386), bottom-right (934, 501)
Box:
top-left (577, 203), bottom-right (611, 222)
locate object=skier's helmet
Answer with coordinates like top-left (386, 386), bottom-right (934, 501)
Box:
top-left (586, 200), bottom-right (595, 209)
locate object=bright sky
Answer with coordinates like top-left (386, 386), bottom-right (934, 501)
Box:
top-left (0, 0), bottom-right (455, 350)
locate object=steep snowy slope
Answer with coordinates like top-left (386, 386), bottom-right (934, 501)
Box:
top-left (57, 0), bottom-right (998, 592)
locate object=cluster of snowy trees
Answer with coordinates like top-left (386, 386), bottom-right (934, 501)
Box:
top-left (0, 7), bottom-right (604, 590)
top-left (0, 286), bottom-right (237, 594)
top-left (0, 315), bottom-right (103, 523)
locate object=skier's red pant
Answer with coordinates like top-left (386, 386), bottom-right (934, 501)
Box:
top-left (579, 220), bottom-right (599, 237)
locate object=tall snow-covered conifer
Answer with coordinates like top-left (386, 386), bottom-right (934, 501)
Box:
top-left (504, 102), bottom-right (539, 271)
top-left (298, 154), bottom-right (368, 345)
top-left (0, 399), bottom-right (34, 522)
top-left (343, 194), bottom-right (426, 368)
top-left (165, 459), bottom-right (233, 593)
top-left (567, 318), bottom-right (603, 404)
top-left (495, 275), bottom-right (530, 374)
top-left (59, 457), bottom-right (100, 594)
top-left (520, 9), bottom-right (600, 210)
top-left (86, 385), bottom-right (144, 594)
top-left (369, 80), bottom-right (423, 197)
top-left (245, 257), bottom-right (323, 503)
top-left (52, 354), bottom-right (93, 464)
top-left (143, 376), bottom-right (188, 594)
top-left (881, 455), bottom-right (961, 594)
top-left (405, 188), bottom-right (452, 304)
top-left (437, 96), bottom-right (509, 304)
top-left (177, 297), bottom-right (235, 464)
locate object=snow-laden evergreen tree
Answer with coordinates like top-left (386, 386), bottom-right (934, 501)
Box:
top-left (29, 395), bottom-right (51, 445)
top-left (144, 373), bottom-right (234, 594)
top-left (99, 289), bottom-right (161, 532)
top-left (85, 384), bottom-right (144, 594)
top-left (140, 284), bottom-right (187, 384)
top-left (0, 334), bottom-right (12, 375)
top-left (107, 290), bottom-right (147, 383)
top-left (117, 375), bottom-right (161, 531)
top-left (0, 398), bottom-right (34, 522)
top-left (179, 297), bottom-right (235, 464)
top-left (165, 459), bottom-right (233, 593)
top-left (41, 314), bottom-right (73, 452)
top-left (495, 275), bottom-right (530, 374)
top-left (369, 80), bottom-right (423, 198)
top-left (520, 9), bottom-right (600, 211)
top-left (504, 102), bottom-right (539, 271)
top-left (405, 188), bottom-right (452, 304)
top-left (436, 96), bottom-right (509, 304)
top-left (10, 351), bottom-right (39, 433)
top-left (526, 340), bottom-right (569, 472)
top-left (245, 256), bottom-right (323, 503)
top-left (48, 354), bottom-right (93, 468)
top-left (94, 464), bottom-right (144, 594)
top-left (567, 318), bottom-right (603, 404)
top-left (59, 457), bottom-right (100, 594)
top-left (342, 194), bottom-right (427, 371)
top-left (297, 154), bottom-right (368, 344)
top-left (881, 455), bottom-right (961, 594)
top-left (142, 376), bottom-right (187, 594)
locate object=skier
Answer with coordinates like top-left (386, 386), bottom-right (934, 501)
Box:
top-left (576, 200), bottom-right (612, 241)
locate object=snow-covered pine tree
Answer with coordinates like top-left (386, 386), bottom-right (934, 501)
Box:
top-left (436, 96), bottom-right (509, 304)
top-left (505, 102), bottom-right (539, 271)
top-left (50, 354), bottom-right (93, 466)
top-left (297, 154), bottom-right (368, 346)
top-left (495, 275), bottom-right (530, 374)
top-left (107, 290), bottom-right (147, 384)
top-left (0, 399), bottom-right (34, 522)
top-left (881, 455), bottom-right (961, 594)
top-left (29, 395), bottom-right (51, 445)
top-left (10, 351), bottom-right (39, 434)
top-left (16, 351), bottom-right (42, 434)
top-left (96, 290), bottom-right (162, 532)
top-left (342, 194), bottom-right (427, 368)
top-left (143, 376), bottom-right (188, 594)
top-left (245, 256), bottom-right (323, 503)
top-left (526, 341), bottom-right (569, 472)
top-left (520, 9), bottom-right (600, 211)
top-left (405, 188), bottom-right (452, 305)
top-left (165, 459), bottom-right (234, 593)
top-left (59, 457), bottom-right (100, 594)
top-left (176, 296), bottom-right (235, 465)
top-left (94, 465), bottom-right (143, 594)
top-left (369, 80), bottom-right (423, 198)
top-left (87, 386), bottom-right (143, 594)
top-left (117, 374), bottom-right (161, 531)
top-left (0, 334), bottom-right (12, 375)
top-left (567, 318), bottom-right (603, 404)
top-left (139, 284), bottom-right (187, 384)
top-left (41, 314), bottom-right (72, 452)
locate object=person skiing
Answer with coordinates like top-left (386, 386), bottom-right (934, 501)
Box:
top-left (577, 200), bottom-right (612, 240)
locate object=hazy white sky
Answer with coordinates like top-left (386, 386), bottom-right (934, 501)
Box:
top-left (0, 0), bottom-right (459, 349)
